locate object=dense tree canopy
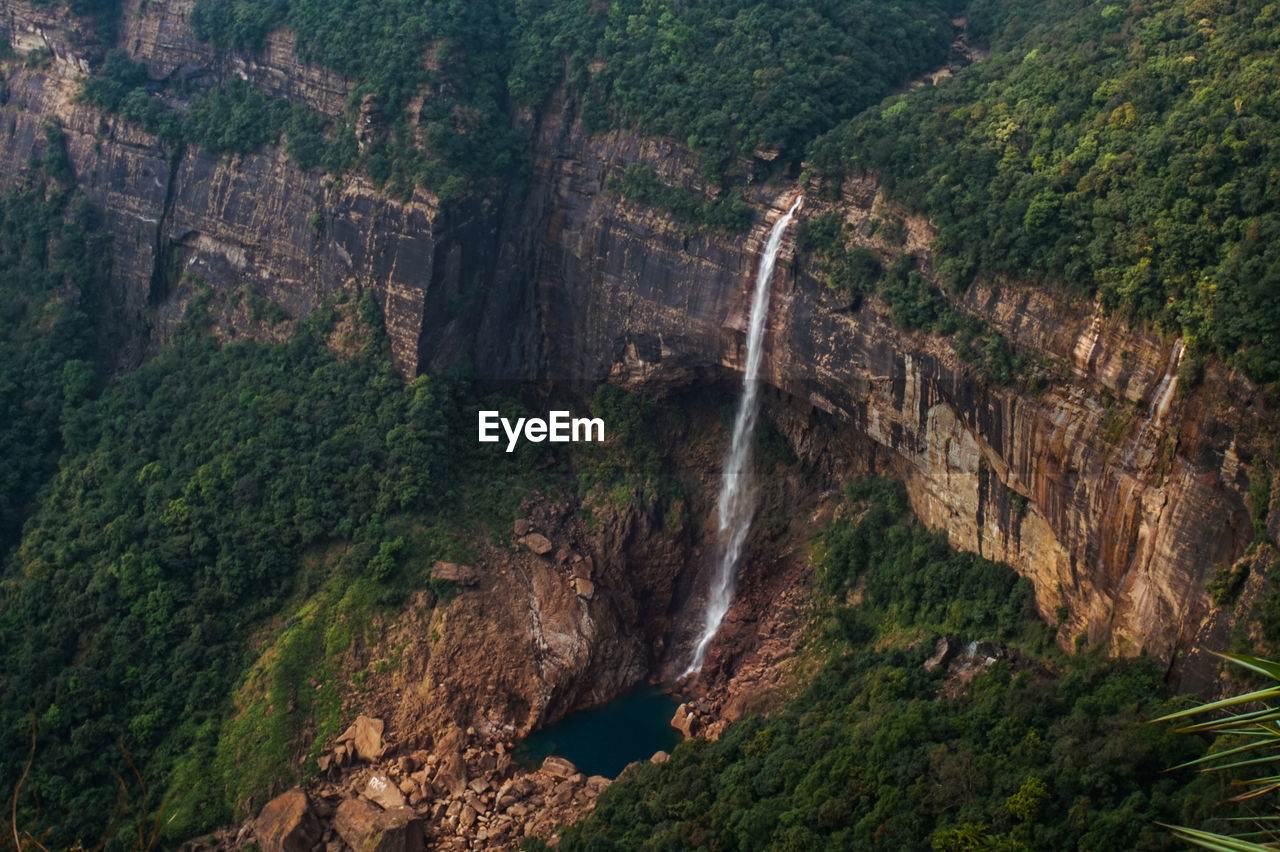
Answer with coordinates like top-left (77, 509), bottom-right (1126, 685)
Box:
top-left (0, 124), bottom-right (107, 561)
top-left (556, 481), bottom-right (1232, 852)
top-left (811, 0), bottom-right (1280, 382)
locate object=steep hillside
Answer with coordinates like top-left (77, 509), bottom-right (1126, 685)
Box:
top-left (1, 0), bottom-right (1278, 847)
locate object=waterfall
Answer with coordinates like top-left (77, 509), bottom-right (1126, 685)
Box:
top-left (684, 195), bottom-right (802, 677)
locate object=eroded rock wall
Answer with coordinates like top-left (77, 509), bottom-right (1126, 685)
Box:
top-left (1, 0), bottom-right (525, 376)
top-left (0, 1), bottom-right (1270, 676)
top-left (522, 99), bottom-right (1268, 669)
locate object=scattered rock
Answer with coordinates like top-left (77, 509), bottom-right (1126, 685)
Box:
top-left (519, 533), bottom-right (554, 555)
top-left (925, 635), bottom-right (959, 671)
top-left (550, 782), bottom-right (574, 807)
top-left (671, 703), bottom-right (697, 738)
top-left (458, 804), bottom-right (478, 831)
top-left (255, 789), bottom-right (320, 852)
top-left (571, 577), bottom-right (595, 600)
top-left (363, 774), bottom-right (406, 810)
top-left (430, 562), bottom-right (479, 587)
top-left (540, 756), bottom-right (577, 780)
top-left (337, 715), bottom-right (387, 762)
top-left (334, 798), bottom-right (423, 852)
top-left (436, 752), bottom-right (469, 798)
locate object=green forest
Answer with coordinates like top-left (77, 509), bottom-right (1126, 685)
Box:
top-left (73, 0), bottom-right (960, 198)
top-left (6, 0), bottom-right (1280, 847)
top-left (48, 0), bottom-right (1280, 381)
top-left (0, 123), bottom-right (108, 564)
top-left (555, 481), bottom-right (1233, 851)
top-left (809, 0), bottom-right (1280, 383)
top-left (0, 148), bottom-right (551, 840)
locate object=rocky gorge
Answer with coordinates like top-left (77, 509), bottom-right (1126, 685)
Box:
top-left (2, 0), bottom-right (1277, 846)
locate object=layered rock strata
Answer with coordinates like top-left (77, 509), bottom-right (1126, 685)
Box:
top-left (1, 0), bottom-right (1272, 683)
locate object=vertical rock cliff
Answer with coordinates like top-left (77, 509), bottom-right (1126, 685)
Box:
top-left (0, 0), bottom-right (1272, 683)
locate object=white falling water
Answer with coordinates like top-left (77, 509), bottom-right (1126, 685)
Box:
top-left (685, 195), bottom-right (803, 677)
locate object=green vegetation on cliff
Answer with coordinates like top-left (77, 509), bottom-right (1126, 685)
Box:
top-left (557, 480), bottom-right (1231, 851)
top-left (811, 0), bottom-right (1280, 382)
top-left (190, 0), bottom-right (516, 195)
top-left (141, 0), bottom-right (961, 195)
top-left (0, 281), bottom-right (551, 843)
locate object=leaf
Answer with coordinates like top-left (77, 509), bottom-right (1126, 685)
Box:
top-left (1153, 687), bottom-right (1280, 725)
top-left (1221, 654), bottom-right (1280, 682)
top-left (1158, 823), bottom-right (1278, 851)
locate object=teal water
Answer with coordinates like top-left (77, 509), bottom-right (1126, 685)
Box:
top-left (516, 684), bottom-right (682, 778)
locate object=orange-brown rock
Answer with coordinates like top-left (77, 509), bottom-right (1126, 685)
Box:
top-left (254, 789), bottom-right (320, 852)
top-left (430, 562), bottom-right (480, 587)
top-left (334, 798), bottom-right (423, 852)
top-left (362, 773), bottom-right (405, 810)
top-left (337, 715), bottom-right (387, 762)
top-left (519, 533), bottom-right (554, 556)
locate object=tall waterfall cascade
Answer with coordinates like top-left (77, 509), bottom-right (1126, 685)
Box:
top-left (684, 195), bottom-right (803, 677)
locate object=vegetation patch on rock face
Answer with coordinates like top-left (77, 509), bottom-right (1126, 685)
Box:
top-left (794, 213), bottom-right (1041, 388)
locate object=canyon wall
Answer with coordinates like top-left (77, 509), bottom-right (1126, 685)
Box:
top-left (0, 0), bottom-right (534, 377)
top-left (519, 96), bottom-right (1269, 674)
top-left (1, 0), bottom-right (1271, 684)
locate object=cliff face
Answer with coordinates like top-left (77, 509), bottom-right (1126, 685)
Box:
top-left (0, 0), bottom-right (1270, 680)
top-left (1, 0), bottom-right (532, 376)
top-left (521, 96), bottom-right (1269, 673)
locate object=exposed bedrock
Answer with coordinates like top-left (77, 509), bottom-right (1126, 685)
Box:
top-left (1, 0), bottom-right (1273, 687)
top-left (522, 94), bottom-right (1269, 677)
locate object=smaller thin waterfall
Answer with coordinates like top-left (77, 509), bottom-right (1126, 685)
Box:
top-left (684, 195), bottom-right (802, 677)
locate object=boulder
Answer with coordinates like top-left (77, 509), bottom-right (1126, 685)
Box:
top-left (650, 751), bottom-right (669, 764)
top-left (337, 715), bottom-right (387, 762)
top-left (435, 752), bottom-right (469, 798)
top-left (924, 636), bottom-right (959, 671)
top-left (540, 756), bottom-right (577, 780)
top-left (430, 562), bottom-right (479, 587)
top-left (519, 533), bottom-right (554, 555)
top-left (671, 703), bottom-right (697, 738)
top-left (335, 798), bottom-right (423, 852)
top-left (363, 774), bottom-right (407, 810)
top-left (255, 789), bottom-right (320, 852)
top-left (571, 577), bottom-right (595, 600)
top-left (513, 519), bottom-right (532, 536)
